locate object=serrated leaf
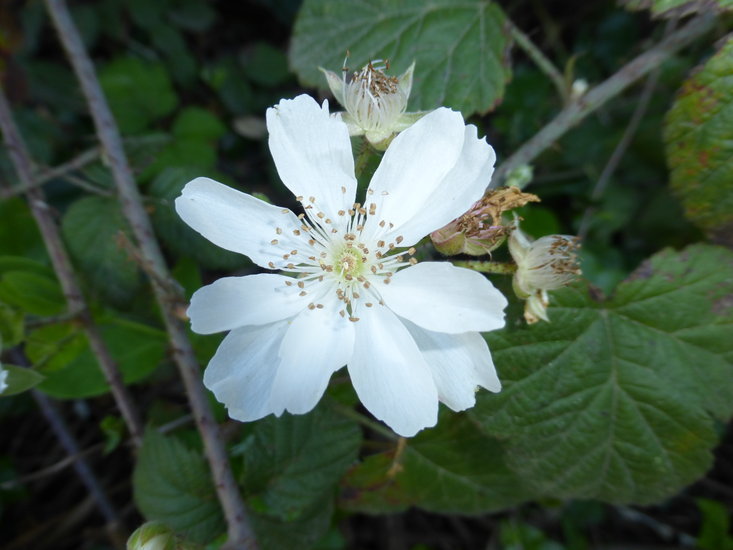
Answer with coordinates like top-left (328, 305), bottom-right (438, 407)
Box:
top-left (472, 244), bottom-right (733, 505)
top-left (241, 402), bottom-right (361, 521)
top-left (99, 57), bottom-right (178, 134)
top-left (252, 495), bottom-right (334, 550)
top-left (664, 37), bottom-right (733, 244)
top-left (622, 0), bottom-right (733, 18)
top-left (134, 430), bottom-right (225, 544)
top-left (31, 317), bottom-right (166, 399)
top-left (340, 414), bottom-right (534, 514)
top-left (290, 0), bottom-right (511, 115)
top-left (0, 364), bottom-right (45, 396)
top-left (149, 167), bottom-right (249, 270)
top-left (61, 196), bottom-right (141, 304)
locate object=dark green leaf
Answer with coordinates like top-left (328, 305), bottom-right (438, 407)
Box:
top-left (99, 57), bottom-right (178, 134)
top-left (61, 196), bottom-right (141, 304)
top-left (340, 414), bottom-right (534, 514)
top-left (472, 244), bottom-right (733, 504)
top-left (242, 43), bottom-right (291, 88)
top-left (290, 0), bottom-right (511, 115)
top-left (32, 317), bottom-right (166, 399)
top-left (664, 37), bottom-right (733, 244)
top-left (134, 430), bottom-right (225, 544)
top-left (241, 402), bottom-right (361, 521)
top-left (697, 498), bottom-right (733, 550)
top-left (252, 495), bottom-right (334, 550)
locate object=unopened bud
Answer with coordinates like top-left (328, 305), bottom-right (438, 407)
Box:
top-left (571, 78), bottom-right (588, 100)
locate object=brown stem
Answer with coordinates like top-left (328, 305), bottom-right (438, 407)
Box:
top-left (43, 1), bottom-right (258, 547)
top-left (489, 13), bottom-right (716, 189)
top-left (0, 88), bottom-right (144, 448)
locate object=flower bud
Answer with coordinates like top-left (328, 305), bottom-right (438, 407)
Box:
top-left (508, 222), bottom-right (581, 323)
top-left (127, 522), bottom-right (199, 550)
top-left (321, 60), bottom-right (423, 148)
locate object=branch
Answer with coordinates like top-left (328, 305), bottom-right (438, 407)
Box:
top-left (43, 1), bottom-right (258, 547)
top-left (0, 146), bottom-right (101, 199)
top-left (0, 88), bottom-right (144, 447)
top-left (489, 13), bottom-right (716, 189)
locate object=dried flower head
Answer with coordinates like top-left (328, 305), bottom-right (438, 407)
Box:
top-left (321, 59), bottom-right (423, 148)
top-left (508, 221), bottom-right (581, 323)
top-left (431, 187), bottom-right (540, 256)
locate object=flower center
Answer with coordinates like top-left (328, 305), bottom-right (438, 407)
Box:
top-left (335, 248), bottom-right (364, 279)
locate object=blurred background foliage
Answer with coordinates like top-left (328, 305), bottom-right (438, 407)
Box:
top-left (1, 0), bottom-right (732, 549)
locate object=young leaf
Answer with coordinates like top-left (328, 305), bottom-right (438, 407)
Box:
top-left (472, 244), bottom-right (733, 504)
top-left (133, 430), bottom-right (225, 544)
top-left (664, 37), bottom-right (733, 245)
top-left (290, 0), bottom-right (511, 116)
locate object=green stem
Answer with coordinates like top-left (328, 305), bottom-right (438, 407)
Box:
top-left (453, 260), bottom-right (517, 275)
top-left (331, 403), bottom-right (398, 440)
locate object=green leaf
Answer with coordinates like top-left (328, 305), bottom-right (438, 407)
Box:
top-left (149, 167), bottom-right (249, 270)
top-left (664, 37), bottom-right (733, 244)
top-left (697, 498), bottom-right (733, 550)
top-left (241, 402), bottom-right (361, 521)
top-left (61, 196), bottom-right (141, 304)
top-left (252, 495), bottom-right (334, 550)
top-left (290, 0), bottom-right (511, 115)
top-left (0, 301), bottom-right (24, 348)
top-left (0, 271), bottom-right (65, 316)
top-left (31, 316), bottom-right (166, 399)
top-left (134, 430), bottom-right (225, 544)
top-left (622, 0), bottom-right (733, 18)
top-left (340, 414), bottom-right (534, 514)
top-left (99, 57), bottom-right (178, 134)
top-left (172, 107), bottom-right (227, 143)
top-left (472, 244), bottom-right (733, 505)
top-left (100, 415), bottom-right (125, 454)
top-left (0, 364), bottom-right (45, 397)
top-left (242, 42), bottom-right (291, 88)
top-left (0, 198), bottom-right (45, 259)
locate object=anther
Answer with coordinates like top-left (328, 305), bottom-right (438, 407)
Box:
top-left (395, 236), bottom-right (404, 244)
top-left (348, 316), bottom-right (360, 322)
top-left (299, 290), bottom-right (307, 296)
top-left (297, 281), bottom-right (305, 289)
top-left (293, 229), bottom-right (301, 236)
top-left (381, 191), bottom-right (389, 196)
top-left (338, 210), bottom-right (346, 216)
top-left (268, 261), bottom-right (276, 269)
top-left (341, 186), bottom-right (346, 194)
top-left (270, 239), bottom-right (279, 245)
top-left (308, 303), bottom-right (316, 310)
top-left (275, 227), bottom-right (282, 235)
top-left (309, 196), bottom-right (316, 203)
top-left (316, 304), bottom-right (324, 309)
top-left (285, 281), bottom-right (293, 286)
top-left (290, 250), bottom-right (298, 255)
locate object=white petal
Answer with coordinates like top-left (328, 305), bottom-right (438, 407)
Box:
top-left (361, 108), bottom-right (465, 246)
top-left (378, 262), bottom-right (507, 334)
top-left (188, 274), bottom-right (306, 334)
top-left (403, 319), bottom-right (500, 412)
top-left (268, 295), bottom-right (355, 415)
top-left (347, 303), bottom-right (438, 437)
top-left (384, 124), bottom-right (495, 247)
top-left (203, 320), bottom-right (290, 422)
top-left (175, 177), bottom-right (307, 270)
top-left (267, 95), bottom-right (357, 217)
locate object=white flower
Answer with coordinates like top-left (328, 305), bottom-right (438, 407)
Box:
top-left (508, 222), bottom-right (581, 324)
top-left (0, 363), bottom-right (7, 394)
top-left (321, 60), bottom-right (424, 148)
top-left (175, 94), bottom-right (506, 437)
